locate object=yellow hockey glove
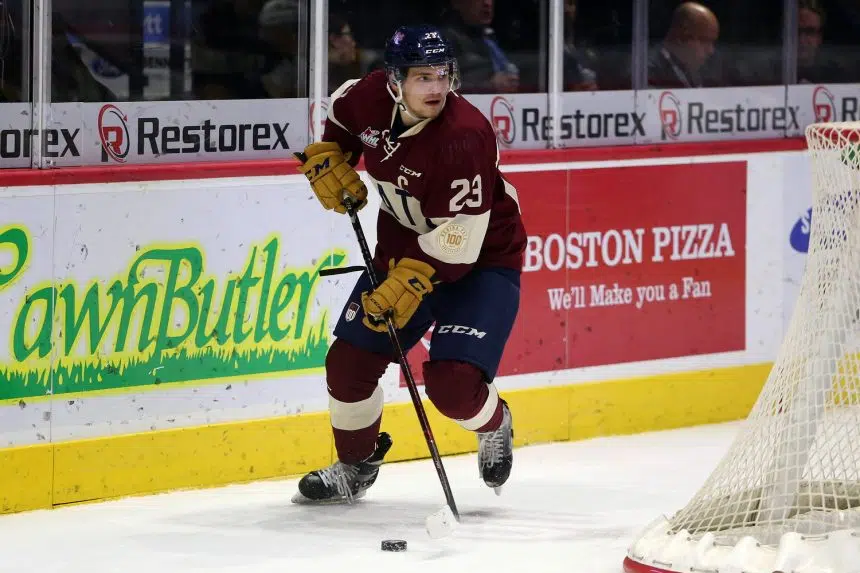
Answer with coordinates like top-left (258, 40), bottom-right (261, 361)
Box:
top-left (361, 258), bottom-right (436, 332)
top-left (295, 141), bottom-right (367, 214)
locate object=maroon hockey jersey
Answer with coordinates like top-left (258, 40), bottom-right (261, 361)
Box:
top-left (322, 70), bottom-right (526, 283)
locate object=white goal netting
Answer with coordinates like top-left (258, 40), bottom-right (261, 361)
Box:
top-left (624, 123), bottom-right (860, 573)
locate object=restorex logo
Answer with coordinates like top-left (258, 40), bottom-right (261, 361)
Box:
top-left (491, 96), bottom-right (644, 144)
top-left (811, 85), bottom-right (860, 123)
top-left (98, 104), bottom-right (292, 163)
top-left (0, 127), bottom-right (81, 159)
top-left (813, 86), bottom-right (836, 123)
top-left (99, 104), bottom-right (131, 163)
top-left (659, 91), bottom-right (683, 140)
top-left (308, 100), bottom-right (329, 139)
top-left (0, 223), bottom-right (346, 401)
top-left (658, 90), bottom-right (799, 140)
top-left (491, 96), bottom-right (516, 146)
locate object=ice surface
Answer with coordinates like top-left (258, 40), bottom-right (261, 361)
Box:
top-left (0, 422), bottom-right (739, 573)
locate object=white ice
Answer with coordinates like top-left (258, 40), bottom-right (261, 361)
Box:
top-left (0, 422), bottom-right (740, 573)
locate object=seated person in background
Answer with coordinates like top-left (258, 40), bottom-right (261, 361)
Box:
top-left (563, 0), bottom-right (598, 91)
top-left (442, 0), bottom-right (519, 93)
top-left (796, 0), bottom-right (846, 83)
top-left (648, 2), bottom-right (719, 88)
top-left (257, 0), bottom-right (300, 98)
top-left (191, 0), bottom-right (275, 99)
top-left (327, 12), bottom-right (362, 95)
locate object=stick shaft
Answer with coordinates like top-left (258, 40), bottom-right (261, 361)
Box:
top-left (344, 201), bottom-right (459, 520)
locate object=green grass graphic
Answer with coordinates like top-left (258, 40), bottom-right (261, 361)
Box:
top-left (0, 318), bottom-right (330, 401)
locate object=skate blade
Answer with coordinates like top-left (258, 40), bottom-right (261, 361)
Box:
top-left (291, 490), bottom-right (366, 505)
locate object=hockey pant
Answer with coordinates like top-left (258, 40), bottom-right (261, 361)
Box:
top-left (326, 266), bottom-right (520, 464)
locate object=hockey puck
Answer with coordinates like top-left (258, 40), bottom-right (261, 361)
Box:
top-left (381, 539), bottom-right (407, 552)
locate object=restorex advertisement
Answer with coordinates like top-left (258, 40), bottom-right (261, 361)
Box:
top-left (0, 104), bottom-right (36, 170)
top-left (43, 99), bottom-right (309, 167)
top-left (3, 83), bottom-right (859, 170)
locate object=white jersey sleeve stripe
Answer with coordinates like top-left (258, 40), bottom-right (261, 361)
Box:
top-left (327, 78), bottom-right (361, 135)
top-left (417, 210), bottom-right (491, 265)
top-left (495, 139), bottom-right (521, 212)
top-left (502, 177), bottom-right (521, 213)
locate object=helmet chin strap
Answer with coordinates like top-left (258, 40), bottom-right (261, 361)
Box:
top-left (386, 80), bottom-right (441, 123)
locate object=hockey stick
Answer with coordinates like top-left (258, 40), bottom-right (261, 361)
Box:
top-left (319, 265), bottom-right (365, 276)
top-left (295, 151), bottom-right (459, 536)
top-left (340, 196), bottom-right (460, 538)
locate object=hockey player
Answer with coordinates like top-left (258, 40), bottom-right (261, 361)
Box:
top-left (293, 24), bottom-right (526, 504)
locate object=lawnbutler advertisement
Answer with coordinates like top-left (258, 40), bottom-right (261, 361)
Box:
top-left (0, 175), bottom-right (368, 447)
top-left (402, 161), bottom-right (746, 385)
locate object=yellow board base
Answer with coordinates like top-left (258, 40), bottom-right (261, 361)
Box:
top-left (0, 363), bottom-right (771, 515)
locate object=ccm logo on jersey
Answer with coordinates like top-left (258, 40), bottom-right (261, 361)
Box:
top-left (436, 325), bottom-right (486, 338)
top-left (400, 165), bottom-right (422, 177)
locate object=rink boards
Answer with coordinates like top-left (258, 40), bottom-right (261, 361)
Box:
top-left (0, 139), bottom-right (811, 513)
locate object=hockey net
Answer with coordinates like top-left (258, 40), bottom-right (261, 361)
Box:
top-left (623, 123), bottom-right (860, 573)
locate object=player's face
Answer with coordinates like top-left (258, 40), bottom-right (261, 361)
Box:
top-left (401, 66), bottom-right (452, 119)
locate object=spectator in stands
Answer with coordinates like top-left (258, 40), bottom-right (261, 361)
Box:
top-left (257, 0), bottom-right (300, 97)
top-left (327, 12), bottom-right (362, 94)
top-left (563, 0), bottom-right (598, 91)
top-left (441, 0), bottom-right (520, 94)
top-left (191, 0), bottom-right (276, 99)
top-left (796, 0), bottom-right (845, 83)
top-left (648, 2), bottom-right (719, 88)
top-left (798, 0), bottom-right (824, 75)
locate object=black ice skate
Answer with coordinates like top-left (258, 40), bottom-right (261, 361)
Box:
top-left (477, 402), bottom-right (513, 495)
top-left (291, 432), bottom-right (393, 504)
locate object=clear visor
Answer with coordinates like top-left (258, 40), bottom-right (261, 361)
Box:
top-left (392, 62), bottom-right (461, 96)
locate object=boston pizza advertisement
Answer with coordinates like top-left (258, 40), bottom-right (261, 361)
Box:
top-left (401, 160), bottom-right (747, 385)
top-left (510, 161), bottom-right (746, 371)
